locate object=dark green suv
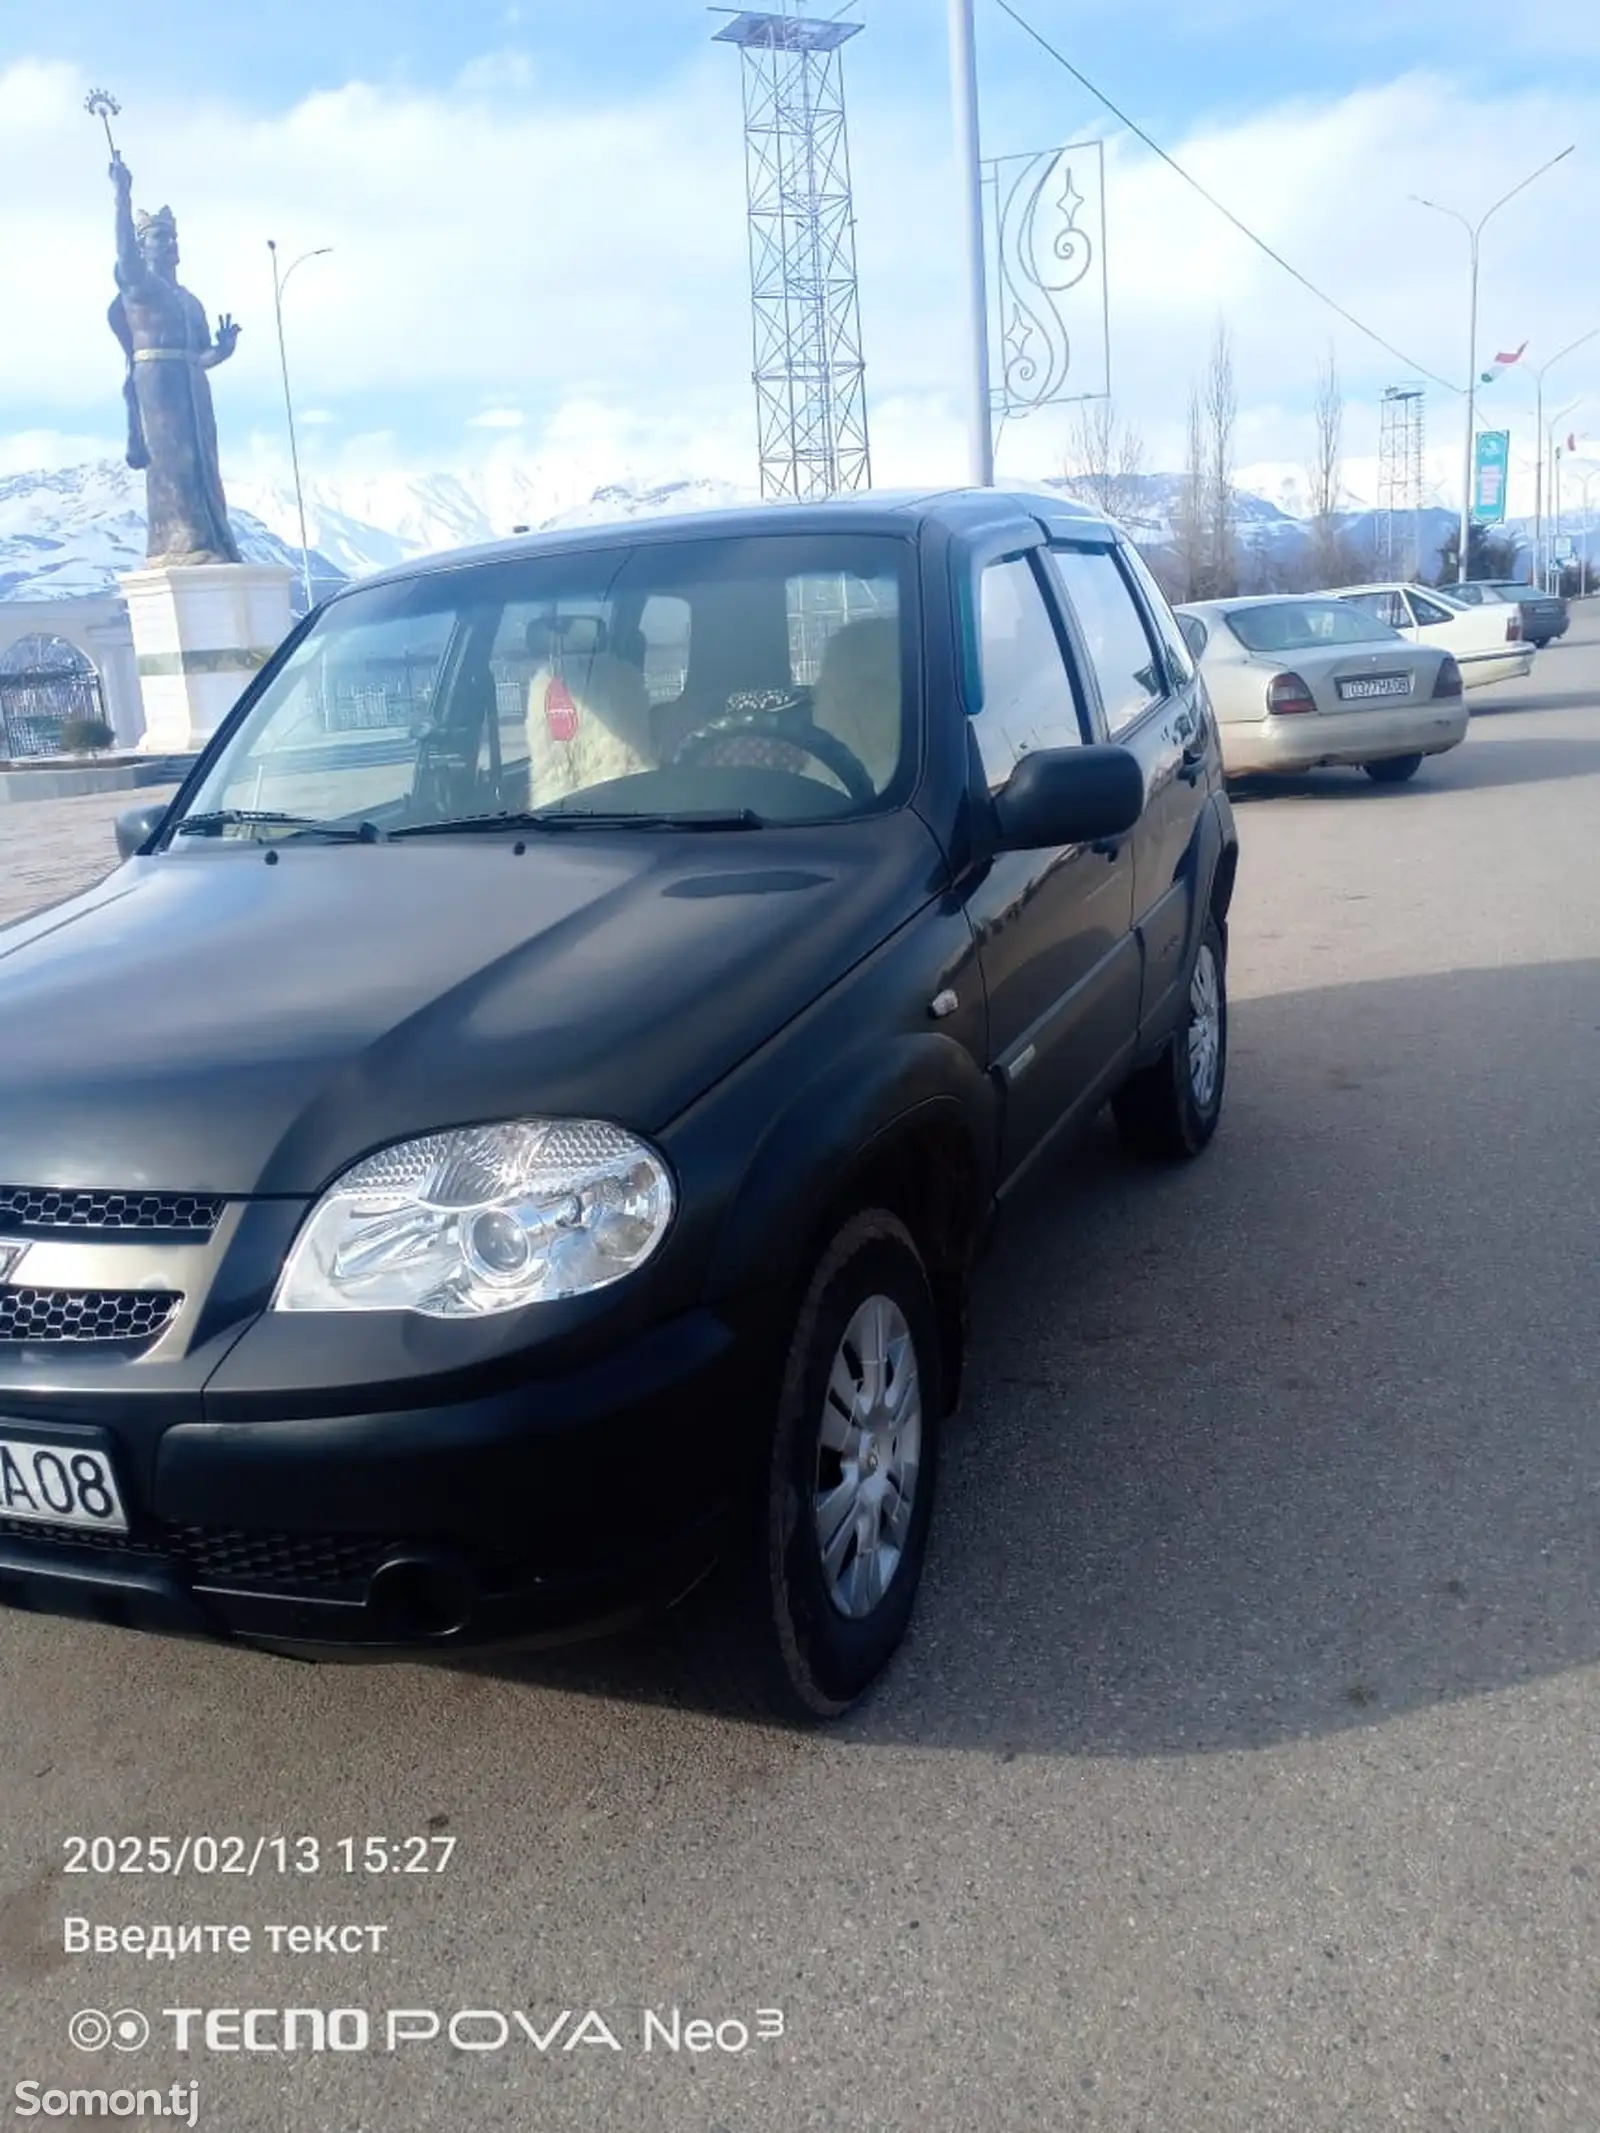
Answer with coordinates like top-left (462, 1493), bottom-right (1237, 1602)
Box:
top-left (0, 489), bottom-right (1237, 1716)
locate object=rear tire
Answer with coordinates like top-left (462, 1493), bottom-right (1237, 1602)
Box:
top-left (1113, 915), bottom-right (1227, 1162)
top-left (742, 1211), bottom-right (944, 1721)
top-left (1362, 754), bottom-right (1423, 784)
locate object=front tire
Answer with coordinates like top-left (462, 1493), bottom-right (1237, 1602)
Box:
top-left (748, 1212), bottom-right (944, 1720)
top-left (1112, 915), bottom-right (1228, 1161)
top-left (1362, 754), bottom-right (1422, 784)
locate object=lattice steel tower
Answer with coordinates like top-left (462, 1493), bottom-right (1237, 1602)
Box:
top-left (713, 6), bottom-right (872, 499)
top-left (1377, 386), bottom-right (1426, 577)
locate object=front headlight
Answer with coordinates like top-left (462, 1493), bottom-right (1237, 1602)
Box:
top-left (273, 1120), bottom-right (675, 1317)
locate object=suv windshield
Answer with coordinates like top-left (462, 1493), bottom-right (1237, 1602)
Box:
top-left (175, 533), bottom-right (915, 836)
top-left (1225, 600), bottom-right (1400, 653)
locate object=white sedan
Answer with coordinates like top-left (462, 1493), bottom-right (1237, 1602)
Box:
top-left (1331, 581), bottom-right (1533, 690)
top-left (1175, 595), bottom-right (1469, 783)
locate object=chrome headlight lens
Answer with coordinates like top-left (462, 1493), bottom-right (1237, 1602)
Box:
top-left (274, 1120), bottom-right (675, 1317)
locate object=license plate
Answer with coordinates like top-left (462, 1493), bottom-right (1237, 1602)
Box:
top-left (0, 1436), bottom-right (128, 1534)
top-left (1338, 675), bottom-right (1412, 702)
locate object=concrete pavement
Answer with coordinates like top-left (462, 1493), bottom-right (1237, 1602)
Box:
top-left (0, 786), bottom-right (177, 928)
top-left (2, 616), bottom-right (1599, 2131)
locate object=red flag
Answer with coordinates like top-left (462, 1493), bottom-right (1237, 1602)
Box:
top-left (1493, 343), bottom-right (1527, 367)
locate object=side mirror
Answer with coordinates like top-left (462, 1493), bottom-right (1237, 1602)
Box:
top-left (115, 800), bottom-right (171, 861)
top-left (992, 745), bottom-right (1145, 852)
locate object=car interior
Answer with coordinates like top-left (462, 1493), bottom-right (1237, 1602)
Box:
top-left (424, 568), bottom-right (909, 819)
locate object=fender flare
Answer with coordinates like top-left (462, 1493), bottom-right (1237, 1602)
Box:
top-left (703, 1031), bottom-right (996, 1303)
top-left (1178, 790), bottom-right (1237, 971)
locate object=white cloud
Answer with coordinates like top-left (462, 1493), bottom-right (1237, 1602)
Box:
top-left (1, 50), bottom-right (1597, 523)
top-left (0, 428), bottom-right (123, 477)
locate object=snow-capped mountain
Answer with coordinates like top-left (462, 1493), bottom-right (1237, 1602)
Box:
top-left (0, 462), bottom-right (345, 604)
top-left (226, 470), bottom-right (754, 582)
top-left (0, 460), bottom-right (756, 603)
top-left (1, 456), bottom-right (1554, 608)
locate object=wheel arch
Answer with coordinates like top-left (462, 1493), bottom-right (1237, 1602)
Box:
top-left (704, 1037), bottom-right (996, 1413)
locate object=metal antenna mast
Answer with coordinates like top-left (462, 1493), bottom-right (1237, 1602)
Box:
top-left (714, 6), bottom-right (872, 499)
top-left (1378, 386), bottom-right (1426, 578)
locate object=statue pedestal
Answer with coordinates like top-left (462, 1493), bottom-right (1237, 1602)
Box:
top-left (118, 563), bottom-right (295, 754)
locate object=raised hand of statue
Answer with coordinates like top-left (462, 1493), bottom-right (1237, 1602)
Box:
top-left (213, 314), bottom-right (241, 361)
top-left (110, 152), bottom-right (132, 196)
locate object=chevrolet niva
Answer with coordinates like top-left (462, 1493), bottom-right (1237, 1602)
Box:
top-left (0, 491), bottom-right (1237, 1716)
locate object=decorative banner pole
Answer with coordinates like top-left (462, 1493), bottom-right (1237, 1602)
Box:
top-left (947, 0), bottom-right (994, 486)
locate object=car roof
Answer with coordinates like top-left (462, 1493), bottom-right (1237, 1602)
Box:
top-left (1332, 581), bottom-right (1460, 597)
top-left (337, 486), bottom-right (1124, 598)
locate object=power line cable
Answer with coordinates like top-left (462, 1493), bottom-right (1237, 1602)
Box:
top-left (989, 0), bottom-right (1462, 395)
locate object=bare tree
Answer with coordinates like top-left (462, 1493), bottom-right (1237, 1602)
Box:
top-left (1307, 348), bottom-right (1346, 585)
top-left (1203, 322), bottom-right (1238, 597)
top-left (1172, 385), bottom-right (1209, 601)
top-left (1063, 398), bottom-right (1146, 523)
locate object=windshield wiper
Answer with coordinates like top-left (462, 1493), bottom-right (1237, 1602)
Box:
top-left (174, 809), bottom-right (387, 843)
top-left (390, 808), bottom-right (766, 838)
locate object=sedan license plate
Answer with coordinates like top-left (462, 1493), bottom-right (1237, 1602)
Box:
top-left (0, 1435), bottom-right (128, 1534)
top-left (1338, 674), bottom-right (1412, 702)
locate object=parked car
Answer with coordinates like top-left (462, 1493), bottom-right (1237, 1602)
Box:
top-left (1331, 582), bottom-right (1533, 689)
top-left (0, 492), bottom-right (1237, 1717)
top-left (1175, 594), bottom-right (1468, 784)
top-left (1446, 578), bottom-right (1568, 649)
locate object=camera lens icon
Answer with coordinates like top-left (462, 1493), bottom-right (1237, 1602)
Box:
top-left (69, 2010), bottom-right (112, 2052)
top-left (69, 2008), bottom-right (149, 2053)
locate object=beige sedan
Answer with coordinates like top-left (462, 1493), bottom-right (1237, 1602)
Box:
top-left (1175, 595), bottom-right (1470, 784)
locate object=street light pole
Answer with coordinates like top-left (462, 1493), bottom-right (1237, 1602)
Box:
top-left (1413, 145), bottom-right (1573, 586)
top-left (1526, 330), bottom-right (1600, 588)
top-left (947, 0), bottom-right (993, 487)
top-left (267, 238), bottom-right (333, 612)
top-left (1544, 395), bottom-right (1582, 591)
top-left (1578, 467), bottom-right (1600, 592)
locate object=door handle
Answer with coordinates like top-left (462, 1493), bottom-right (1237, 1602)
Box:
top-left (1178, 718), bottom-right (1208, 783)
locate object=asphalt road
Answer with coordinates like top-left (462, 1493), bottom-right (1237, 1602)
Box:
top-left (3, 617), bottom-right (1600, 2132)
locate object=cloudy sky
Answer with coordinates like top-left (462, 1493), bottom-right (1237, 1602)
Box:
top-left (2, 0), bottom-right (1598, 516)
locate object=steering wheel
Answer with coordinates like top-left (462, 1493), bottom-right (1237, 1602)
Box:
top-left (672, 703), bottom-right (876, 804)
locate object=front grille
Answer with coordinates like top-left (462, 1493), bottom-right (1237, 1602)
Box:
top-left (166, 1527), bottom-right (391, 1592)
top-left (0, 1288), bottom-right (180, 1345)
top-left (0, 1188), bottom-right (223, 1237)
top-left (0, 1518), bottom-right (390, 1596)
top-left (0, 1518), bottom-right (158, 1559)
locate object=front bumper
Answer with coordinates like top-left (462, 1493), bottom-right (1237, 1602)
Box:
top-left (1219, 700), bottom-right (1470, 776)
top-left (0, 1302), bottom-right (765, 1657)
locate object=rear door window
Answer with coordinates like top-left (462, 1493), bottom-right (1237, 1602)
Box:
top-left (1118, 541), bottom-right (1196, 685)
top-left (1044, 544), bottom-right (1167, 736)
top-left (1342, 591), bottom-right (1409, 630)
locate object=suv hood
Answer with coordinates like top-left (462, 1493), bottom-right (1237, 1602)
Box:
top-left (0, 820), bottom-right (944, 1197)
